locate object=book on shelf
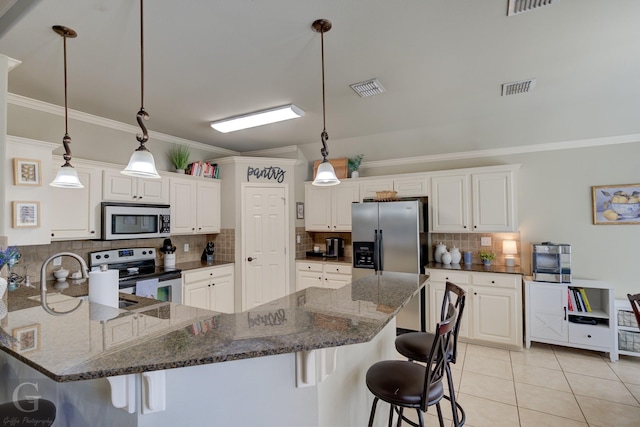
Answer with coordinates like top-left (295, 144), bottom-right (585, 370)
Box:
top-left (578, 287), bottom-right (592, 312)
top-left (567, 289), bottom-right (574, 311)
top-left (571, 288), bottom-right (582, 312)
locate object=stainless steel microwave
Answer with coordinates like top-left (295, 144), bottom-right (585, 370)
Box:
top-left (101, 202), bottom-right (170, 240)
top-left (532, 242), bottom-right (571, 283)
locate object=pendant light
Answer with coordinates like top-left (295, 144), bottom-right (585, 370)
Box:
top-left (311, 19), bottom-right (340, 186)
top-left (49, 25), bottom-right (84, 189)
top-left (122, 0), bottom-right (160, 179)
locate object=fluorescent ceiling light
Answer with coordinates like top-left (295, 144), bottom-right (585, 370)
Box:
top-left (211, 104), bottom-right (304, 133)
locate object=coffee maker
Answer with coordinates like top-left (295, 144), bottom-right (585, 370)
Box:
top-left (325, 237), bottom-right (345, 258)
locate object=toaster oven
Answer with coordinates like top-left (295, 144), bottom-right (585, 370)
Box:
top-left (532, 242), bottom-right (571, 283)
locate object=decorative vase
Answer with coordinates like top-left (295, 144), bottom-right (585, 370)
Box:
top-left (176, 169), bottom-right (185, 174)
top-left (450, 247), bottom-right (461, 264)
top-left (483, 260), bottom-right (492, 266)
top-left (434, 242), bottom-right (447, 263)
top-left (441, 251), bottom-right (452, 265)
top-left (351, 170), bottom-right (359, 179)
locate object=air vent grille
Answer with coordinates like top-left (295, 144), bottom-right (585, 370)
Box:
top-left (507, 0), bottom-right (558, 16)
top-left (502, 79), bottom-right (536, 96)
top-left (350, 78), bottom-right (386, 97)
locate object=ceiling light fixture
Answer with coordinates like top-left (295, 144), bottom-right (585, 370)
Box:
top-left (211, 104), bottom-right (304, 133)
top-left (122, 0), bottom-right (160, 179)
top-left (311, 19), bottom-right (340, 187)
top-left (49, 25), bottom-right (83, 189)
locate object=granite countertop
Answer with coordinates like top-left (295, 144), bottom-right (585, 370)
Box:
top-left (424, 262), bottom-right (524, 275)
top-left (174, 260), bottom-right (234, 271)
top-left (0, 272), bottom-right (427, 382)
top-left (296, 256), bottom-right (352, 265)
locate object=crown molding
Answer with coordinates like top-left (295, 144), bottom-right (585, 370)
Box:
top-left (7, 57), bottom-right (20, 71)
top-left (359, 133), bottom-right (640, 169)
top-left (7, 93), bottom-right (239, 157)
top-left (242, 145), bottom-right (300, 157)
top-left (6, 134), bottom-right (59, 150)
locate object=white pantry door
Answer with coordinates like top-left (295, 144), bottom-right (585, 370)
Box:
top-left (242, 184), bottom-right (288, 310)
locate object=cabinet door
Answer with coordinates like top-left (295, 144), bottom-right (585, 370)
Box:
top-left (183, 278), bottom-right (211, 310)
top-left (305, 184), bottom-right (332, 231)
top-left (211, 266), bottom-right (234, 313)
top-left (394, 177), bottom-right (429, 197)
top-left (332, 182), bottom-right (360, 231)
top-left (472, 286), bottom-right (520, 346)
top-left (324, 273), bottom-right (351, 289)
top-left (137, 177), bottom-right (169, 204)
top-left (297, 270), bottom-right (323, 291)
top-left (527, 283), bottom-right (568, 342)
top-left (431, 174), bottom-right (469, 232)
top-left (471, 171), bottom-right (514, 232)
top-left (429, 281), bottom-right (470, 338)
top-left (103, 170), bottom-right (137, 202)
top-left (359, 179), bottom-right (393, 200)
top-left (196, 180), bottom-right (221, 233)
top-left (170, 178), bottom-right (197, 234)
top-left (50, 164), bottom-right (101, 240)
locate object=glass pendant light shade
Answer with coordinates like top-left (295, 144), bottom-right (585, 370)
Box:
top-left (121, 149), bottom-right (160, 178)
top-left (50, 165), bottom-right (84, 188)
top-left (313, 160), bottom-right (341, 186)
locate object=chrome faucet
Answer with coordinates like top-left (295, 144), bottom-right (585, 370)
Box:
top-left (40, 252), bottom-right (89, 316)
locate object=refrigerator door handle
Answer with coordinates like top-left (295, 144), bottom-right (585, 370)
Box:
top-left (378, 229), bottom-right (384, 271)
top-left (373, 229), bottom-right (380, 272)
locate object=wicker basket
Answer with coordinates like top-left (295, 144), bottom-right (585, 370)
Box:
top-left (375, 190), bottom-right (398, 201)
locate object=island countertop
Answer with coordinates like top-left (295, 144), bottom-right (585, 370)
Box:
top-left (0, 272), bottom-right (428, 382)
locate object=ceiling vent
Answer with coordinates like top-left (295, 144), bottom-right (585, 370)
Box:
top-left (507, 0), bottom-right (558, 16)
top-left (350, 78), bottom-right (386, 97)
top-left (502, 78), bottom-right (536, 96)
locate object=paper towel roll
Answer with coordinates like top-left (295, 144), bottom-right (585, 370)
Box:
top-left (89, 268), bottom-right (119, 309)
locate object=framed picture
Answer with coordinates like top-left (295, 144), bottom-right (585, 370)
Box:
top-left (296, 202), bottom-right (304, 219)
top-left (12, 201), bottom-right (40, 228)
top-left (13, 158), bottom-right (42, 186)
top-left (592, 183), bottom-right (640, 225)
top-left (12, 324), bottom-right (40, 353)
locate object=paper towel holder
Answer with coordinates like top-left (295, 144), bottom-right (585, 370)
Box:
top-left (40, 252), bottom-right (89, 316)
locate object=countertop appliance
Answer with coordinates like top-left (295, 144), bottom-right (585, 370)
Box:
top-left (325, 237), bottom-right (345, 258)
top-left (352, 199), bottom-right (428, 332)
top-left (101, 202), bottom-right (171, 240)
top-left (532, 242), bottom-right (571, 283)
top-left (89, 247), bottom-right (182, 303)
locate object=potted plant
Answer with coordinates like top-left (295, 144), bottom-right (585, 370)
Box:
top-left (169, 145), bottom-right (191, 173)
top-left (347, 154), bottom-right (364, 178)
top-left (478, 250), bottom-right (496, 266)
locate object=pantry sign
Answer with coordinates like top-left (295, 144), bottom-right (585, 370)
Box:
top-left (246, 165), bottom-right (286, 183)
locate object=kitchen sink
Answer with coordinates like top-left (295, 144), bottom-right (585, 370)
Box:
top-left (118, 299), bottom-right (138, 309)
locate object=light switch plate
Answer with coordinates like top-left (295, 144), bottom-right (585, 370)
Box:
top-left (183, 243), bottom-right (190, 252)
top-left (53, 256), bottom-right (62, 266)
top-left (481, 237), bottom-right (492, 246)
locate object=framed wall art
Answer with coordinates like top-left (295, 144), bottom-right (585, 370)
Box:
top-left (12, 324), bottom-right (40, 353)
top-left (296, 202), bottom-right (304, 219)
top-left (12, 201), bottom-right (40, 228)
top-left (13, 158), bottom-right (42, 186)
top-left (592, 183), bottom-right (640, 225)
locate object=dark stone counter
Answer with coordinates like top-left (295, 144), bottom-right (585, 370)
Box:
top-left (0, 272), bottom-right (427, 382)
top-left (424, 261), bottom-right (524, 275)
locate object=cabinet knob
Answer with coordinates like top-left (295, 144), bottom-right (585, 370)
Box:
top-left (247, 257), bottom-right (257, 262)
top-left (491, 280), bottom-right (495, 284)
top-left (587, 335), bottom-right (592, 338)
top-left (139, 197), bottom-right (142, 200)
top-left (307, 266), bottom-right (311, 269)
top-left (327, 226), bottom-right (330, 229)
top-left (51, 233), bottom-right (54, 237)
top-left (91, 230), bottom-right (95, 234)
top-left (474, 225), bottom-right (477, 229)
top-left (463, 225), bottom-right (467, 229)
top-left (192, 228), bottom-right (195, 231)
top-left (474, 292), bottom-right (477, 295)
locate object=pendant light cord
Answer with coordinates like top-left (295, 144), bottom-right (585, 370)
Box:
top-left (320, 26), bottom-right (329, 160)
top-left (136, 0), bottom-right (150, 150)
top-left (61, 29), bottom-right (72, 165)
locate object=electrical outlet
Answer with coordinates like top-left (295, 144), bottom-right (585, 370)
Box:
top-left (296, 235), bottom-right (301, 244)
top-left (481, 237), bottom-right (492, 246)
top-left (184, 243), bottom-right (190, 252)
top-left (53, 256), bottom-right (62, 266)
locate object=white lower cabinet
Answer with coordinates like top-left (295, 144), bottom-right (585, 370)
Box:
top-left (426, 269), bottom-right (523, 349)
top-left (525, 279), bottom-right (616, 361)
top-left (182, 264), bottom-right (234, 313)
top-left (296, 261), bottom-right (352, 291)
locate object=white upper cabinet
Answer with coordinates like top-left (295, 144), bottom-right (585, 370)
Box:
top-left (359, 176), bottom-right (429, 200)
top-left (169, 176), bottom-right (220, 235)
top-left (431, 166), bottom-right (518, 232)
top-left (305, 181), bottom-right (359, 232)
top-left (102, 169), bottom-right (169, 204)
top-left (50, 159), bottom-right (102, 240)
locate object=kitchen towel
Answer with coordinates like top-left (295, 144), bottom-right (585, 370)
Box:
top-left (88, 268), bottom-right (119, 308)
top-left (136, 278), bottom-right (159, 299)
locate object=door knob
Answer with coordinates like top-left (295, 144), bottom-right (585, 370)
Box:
top-left (247, 257), bottom-right (257, 262)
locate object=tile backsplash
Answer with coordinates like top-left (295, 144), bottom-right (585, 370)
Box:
top-left (8, 230), bottom-right (236, 283)
top-left (430, 232), bottom-right (521, 266)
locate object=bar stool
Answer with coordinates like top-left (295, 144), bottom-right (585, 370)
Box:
top-left (366, 303), bottom-right (456, 427)
top-left (627, 293), bottom-right (640, 327)
top-left (0, 399), bottom-right (56, 426)
top-left (395, 281), bottom-right (466, 426)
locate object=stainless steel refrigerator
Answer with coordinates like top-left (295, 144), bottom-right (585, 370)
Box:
top-left (352, 199), bottom-right (428, 332)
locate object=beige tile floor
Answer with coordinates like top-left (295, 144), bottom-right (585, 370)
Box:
top-left (393, 342), bottom-right (640, 427)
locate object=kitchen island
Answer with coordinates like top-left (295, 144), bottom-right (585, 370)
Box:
top-left (0, 272), bottom-right (427, 427)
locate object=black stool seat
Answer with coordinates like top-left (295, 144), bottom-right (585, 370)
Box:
top-left (0, 399), bottom-right (56, 426)
top-left (366, 360), bottom-right (444, 407)
top-left (396, 331), bottom-right (453, 362)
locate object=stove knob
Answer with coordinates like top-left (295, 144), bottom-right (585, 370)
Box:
top-left (148, 250), bottom-right (153, 255)
top-left (104, 254), bottom-right (110, 259)
top-left (142, 251), bottom-right (147, 255)
top-left (96, 255), bottom-right (102, 260)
